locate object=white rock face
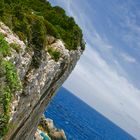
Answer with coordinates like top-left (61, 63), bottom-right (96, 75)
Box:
top-left (0, 22), bottom-right (83, 140)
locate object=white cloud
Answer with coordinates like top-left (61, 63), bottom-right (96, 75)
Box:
top-left (121, 53), bottom-right (136, 63)
top-left (49, 0), bottom-right (140, 139)
top-left (115, 1), bottom-right (140, 50)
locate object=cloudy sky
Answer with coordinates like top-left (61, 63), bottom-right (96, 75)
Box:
top-left (49, 0), bottom-right (140, 139)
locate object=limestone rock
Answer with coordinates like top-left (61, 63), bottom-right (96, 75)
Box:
top-left (38, 116), bottom-right (67, 140)
top-left (49, 129), bottom-right (66, 140)
top-left (0, 22), bottom-right (83, 140)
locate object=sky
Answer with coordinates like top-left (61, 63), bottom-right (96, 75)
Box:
top-left (49, 0), bottom-right (140, 139)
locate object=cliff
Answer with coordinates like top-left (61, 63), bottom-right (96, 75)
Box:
top-left (0, 22), bottom-right (83, 139)
top-left (0, 1), bottom-right (85, 139)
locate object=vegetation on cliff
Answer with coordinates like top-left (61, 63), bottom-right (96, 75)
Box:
top-left (0, 0), bottom-right (85, 51)
top-left (0, 32), bottom-right (22, 137)
top-left (0, 33), bottom-right (11, 57)
top-left (0, 0), bottom-right (85, 68)
top-left (0, 59), bottom-right (21, 137)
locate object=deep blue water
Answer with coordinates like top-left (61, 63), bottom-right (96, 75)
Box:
top-left (44, 87), bottom-right (135, 140)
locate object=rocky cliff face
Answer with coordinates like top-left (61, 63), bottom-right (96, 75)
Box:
top-left (0, 22), bottom-right (83, 140)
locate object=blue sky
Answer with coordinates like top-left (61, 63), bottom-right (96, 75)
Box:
top-left (49, 0), bottom-right (140, 139)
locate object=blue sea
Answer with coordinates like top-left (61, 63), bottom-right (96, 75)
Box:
top-left (44, 87), bottom-right (135, 140)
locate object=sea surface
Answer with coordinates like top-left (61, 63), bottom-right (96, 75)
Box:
top-left (44, 87), bottom-right (135, 140)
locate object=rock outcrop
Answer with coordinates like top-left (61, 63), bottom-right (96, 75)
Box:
top-left (35, 116), bottom-right (67, 140)
top-left (0, 22), bottom-right (83, 140)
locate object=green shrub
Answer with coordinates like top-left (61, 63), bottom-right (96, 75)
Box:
top-left (48, 48), bottom-right (61, 61)
top-left (0, 0), bottom-right (85, 53)
top-left (2, 60), bottom-right (21, 91)
top-left (29, 15), bottom-right (46, 68)
top-left (0, 114), bottom-right (10, 137)
top-left (0, 0), bottom-right (4, 16)
top-left (2, 87), bottom-right (11, 114)
top-left (0, 60), bottom-right (21, 138)
top-left (45, 20), bottom-right (60, 39)
top-left (0, 33), bottom-right (11, 57)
